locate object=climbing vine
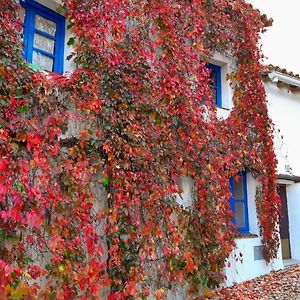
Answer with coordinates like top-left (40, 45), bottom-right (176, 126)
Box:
top-left (0, 0), bottom-right (280, 299)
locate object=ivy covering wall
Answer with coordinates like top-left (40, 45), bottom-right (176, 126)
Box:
top-left (0, 0), bottom-right (280, 299)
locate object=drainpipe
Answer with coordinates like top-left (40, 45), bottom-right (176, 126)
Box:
top-left (269, 71), bottom-right (300, 88)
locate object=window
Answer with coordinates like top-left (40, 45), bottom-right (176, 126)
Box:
top-left (206, 64), bottom-right (222, 107)
top-left (20, 0), bottom-right (65, 73)
top-left (229, 172), bottom-right (249, 234)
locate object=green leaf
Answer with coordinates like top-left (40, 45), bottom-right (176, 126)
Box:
top-left (0, 98), bottom-right (9, 107)
top-left (10, 142), bottom-right (19, 154)
top-left (16, 105), bottom-right (28, 114)
top-left (16, 182), bottom-right (24, 192)
top-left (101, 177), bottom-right (109, 186)
top-left (15, 89), bottom-right (23, 98)
top-left (67, 37), bottom-right (76, 46)
top-left (22, 257), bottom-right (34, 265)
top-left (0, 228), bottom-right (6, 244)
top-left (63, 249), bottom-right (71, 259)
top-left (56, 5), bottom-right (65, 15)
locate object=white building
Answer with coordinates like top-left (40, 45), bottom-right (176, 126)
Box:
top-left (264, 65), bottom-right (300, 264)
top-left (223, 66), bottom-right (300, 285)
top-left (18, 0), bottom-right (299, 294)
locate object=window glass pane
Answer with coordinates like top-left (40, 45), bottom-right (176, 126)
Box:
top-left (208, 68), bottom-right (218, 103)
top-left (32, 51), bottom-right (53, 72)
top-left (235, 202), bottom-right (246, 228)
top-left (233, 176), bottom-right (244, 199)
top-left (35, 15), bottom-right (56, 36)
top-left (34, 33), bottom-right (55, 54)
top-left (209, 70), bottom-right (217, 88)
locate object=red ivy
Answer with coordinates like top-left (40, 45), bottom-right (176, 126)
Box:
top-left (0, 0), bottom-right (280, 298)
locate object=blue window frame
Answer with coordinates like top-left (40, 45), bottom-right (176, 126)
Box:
top-left (206, 64), bottom-right (222, 107)
top-left (229, 172), bottom-right (249, 234)
top-left (20, 0), bottom-right (65, 73)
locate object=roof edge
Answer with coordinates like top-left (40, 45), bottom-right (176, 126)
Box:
top-left (277, 174), bottom-right (300, 183)
top-left (262, 65), bottom-right (300, 89)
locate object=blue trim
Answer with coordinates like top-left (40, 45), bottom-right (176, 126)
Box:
top-left (34, 29), bottom-right (56, 40)
top-left (229, 172), bottom-right (250, 234)
top-left (206, 63), bottom-right (222, 107)
top-left (20, 0), bottom-right (65, 73)
top-left (21, 0), bottom-right (65, 22)
top-left (33, 48), bottom-right (55, 58)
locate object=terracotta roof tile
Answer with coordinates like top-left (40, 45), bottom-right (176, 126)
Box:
top-left (263, 64), bottom-right (300, 80)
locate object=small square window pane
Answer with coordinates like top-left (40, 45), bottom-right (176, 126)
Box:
top-left (234, 176), bottom-right (244, 199)
top-left (235, 202), bottom-right (246, 228)
top-left (35, 15), bottom-right (56, 36)
top-left (34, 33), bottom-right (55, 54)
top-left (32, 51), bottom-right (53, 72)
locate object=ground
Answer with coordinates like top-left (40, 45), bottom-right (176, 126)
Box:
top-left (210, 265), bottom-right (300, 300)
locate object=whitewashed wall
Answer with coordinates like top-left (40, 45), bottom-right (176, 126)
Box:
top-left (286, 181), bottom-right (300, 260)
top-left (266, 80), bottom-right (300, 262)
top-left (224, 174), bottom-right (283, 285)
top-left (224, 236), bottom-right (283, 286)
top-left (266, 82), bottom-right (300, 177)
top-left (179, 172), bottom-right (284, 288)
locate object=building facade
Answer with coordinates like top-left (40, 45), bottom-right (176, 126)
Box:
top-left (264, 65), bottom-right (300, 264)
top-left (16, 0), bottom-right (297, 295)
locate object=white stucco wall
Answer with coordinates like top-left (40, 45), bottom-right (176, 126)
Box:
top-left (176, 176), bottom-right (194, 207)
top-left (179, 173), bottom-right (284, 288)
top-left (246, 173), bottom-right (259, 235)
top-left (266, 81), bottom-right (300, 262)
top-left (266, 82), bottom-right (300, 176)
top-left (224, 236), bottom-right (283, 286)
top-left (224, 173), bottom-right (283, 286)
top-left (286, 183), bottom-right (300, 260)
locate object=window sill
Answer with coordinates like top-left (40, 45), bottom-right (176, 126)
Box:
top-left (29, 63), bottom-right (42, 72)
top-left (235, 233), bottom-right (259, 239)
top-left (216, 107), bottom-right (231, 120)
top-left (216, 106), bottom-right (230, 111)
